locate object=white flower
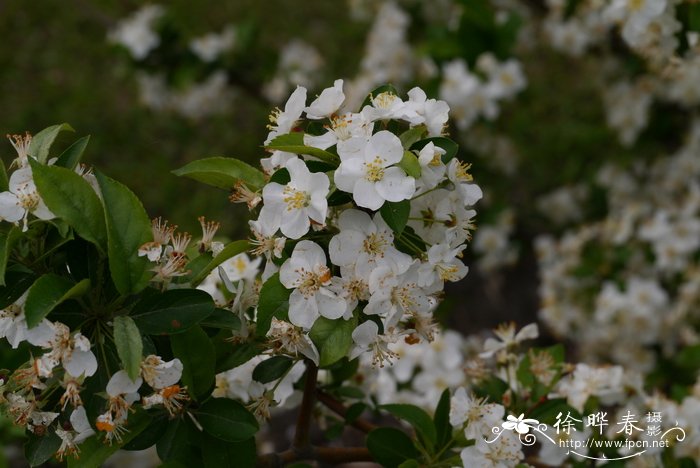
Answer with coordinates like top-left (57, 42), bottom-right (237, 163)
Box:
top-left (106, 370), bottom-right (142, 420)
top-left (0, 293), bottom-right (55, 349)
top-left (350, 320), bottom-right (399, 367)
top-left (304, 79), bottom-right (345, 119)
top-left (446, 158), bottom-right (483, 206)
top-left (267, 318), bottom-right (319, 365)
top-left (406, 87), bottom-right (449, 137)
top-left (418, 240), bottom-right (468, 287)
top-left (279, 240), bottom-right (346, 329)
top-left (264, 86), bottom-right (307, 145)
top-left (334, 130), bottom-right (415, 210)
top-left (480, 322), bottom-right (539, 359)
top-left (40, 323), bottom-right (98, 379)
top-left (189, 25), bottom-right (236, 62)
top-left (303, 112), bottom-right (372, 152)
top-left (140, 355), bottom-right (183, 390)
top-left (460, 430), bottom-right (524, 468)
top-left (0, 167), bottom-right (55, 232)
top-left (56, 406), bottom-right (95, 460)
top-left (361, 92), bottom-right (419, 123)
top-left (108, 5), bottom-right (164, 60)
top-left (258, 158), bottom-right (329, 239)
top-left (415, 142), bottom-right (446, 193)
top-left (329, 209), bottom-right (412, 279)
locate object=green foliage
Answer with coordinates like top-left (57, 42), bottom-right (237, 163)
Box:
top-left (380, 200), bottom-right (410, 234)
top-left (30, 160), bottom-right (107, 252)
top-left (366, 427), bottom-right (419, 468)
top-left (380, 404), bottom-right (437, 450)
top-left (196, 398), bottom-right (259, 442)
top-left (252, 355), bottom-right (294, 384)
top-left (24, 430), bottom-right (62, 467)
top-left (173, 157), bottom-right (265, 191)
top-left (24, 275), bottom-right (89, 328)
top-left (189, 239), bottom-right (249, 286)
top-left (309, 314), bottom-right (357, 367)
top-left (95, 171), bottom-right (152, 296)
top-left (113, 315), bottom-right (143, 380)
top-left (255, 272), bottom-right (290, 337)
top-left (171, 325), bottom-right (216, 400)
top-left (131, 288), bottom-right (215, 335)
top-left (265, 133), bottom-right (340, 165)
top-left (28, 123), bottom-right (74, 164)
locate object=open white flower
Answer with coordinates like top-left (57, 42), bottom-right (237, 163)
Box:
top-left (0, 292), bottom-right (55, 349)
top-left (418, 239), bottom-right (468, 287)
top-left (56, 406), bottom-right (95, 460)
top-left (39, 323), bottom-right (98, 379)
top-left (140, 355), bottom-right (183, 390)
top-left (304, 79), bottom-right (345, 119)
top-left (279, 240), bottom-right (346, 329)
top-left (258, 157), bottom-right (329, 239)
top-left (406, 87), bottom-right (449, 137)
top-left (329, 209), bottom-right (411, 278)
top-left (0, 167), bottom-right (55, 232)
top-left (334, 130), bottom-right (415, 210)
top-left (480, 322), bottom-right (539, 359)
top-left (446, 158), bottom-right (483, 206)
top-left (264, 86), bottom-right (307, 145)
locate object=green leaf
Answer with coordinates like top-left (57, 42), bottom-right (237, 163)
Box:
top-left (95, 170), bottom-right (152, 296)
top-left (410, 137), bottom-right (458, 163)
top-left (381, 404), bottom-right (437, 449)
top-left (114, 316), bottom-right (143, 381)
top-left (56, 135), bottom-right (90, 169)
top-left (173, 157), bottom-right (265, 191)
top-left (200, 308), bottom-right (241, 330)
top-left (68, 410), bottom-right (151, 468)
top-left (434, 389), bottom-right (452, 450)
top-left (131, 288), bottom-right (215, 335)
top-left (123, 414), bottom-right (168, 451)
top-left (196, 398), bottom-right (259, 442)
top-left (0, 158), bottom-right (7, 192)
top-left (216, 341), bottom-right (264, 373)
top-left (366, 427), bottom-right (419, 468)
top-left (29, 123), bottom-right (74, 164)
top-left (156, 417), bottom-right (199, 463)
top-left (399, 126), bottom-right (428, 148)
top-left (265, 133), bottom-right (340, 165)
top-left (171, 325), bottom-right (215, 400)
top-left (190, 240), bottom-right (250, 286)
top-left (0, 268), bottom-right (36, 309)
top-left (380, 200), bottom-right (410, 234)
top-left (0, 227), bottom-right (21, 286)
top-left (25, 274), bottom-right (90, 328)
top-left (200, 435), bottom-right (256, 468)
top-left (361, 84), bottom-right (399, 110)
top-left (255, 272), bottom-right (291, 337)
top-left (30, 159), bottom-right (107, 251)
top-left (252, 356), bottom-right (294, 384)
top-left (398, 151), bottom-right (421, 178)
top-left (25, 430), bottom-right (62, 467)
top-left (309, 314), bottom-right (357, 368)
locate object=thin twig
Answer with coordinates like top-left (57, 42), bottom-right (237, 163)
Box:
top-left (316, 389), bottom-right (379, 434)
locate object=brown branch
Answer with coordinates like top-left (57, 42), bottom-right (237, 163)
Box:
top-left (292, 360), bottom-right (318, 451)
top-left (257, 446), bottom-right (374, 467)
top-left (316, 389), bottom-right (379, 434)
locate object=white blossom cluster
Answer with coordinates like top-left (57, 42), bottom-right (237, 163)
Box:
top-left (540, 0), bottom-right (700, 146)
top-left (536, 119), bottom-right (700, 372)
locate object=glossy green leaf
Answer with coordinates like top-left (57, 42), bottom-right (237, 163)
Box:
top-left (114, 316), bottom-right (143, 380)
top-left (0, 227), bottom-right (21, 286)
top-left (265, 133), bottom-right (340, 165)
top-left (25, 274), bottom-right (90, 328)
top-left (171, 325), bottom-right (215, 400)
top-left (309, 314), bottom-right (357, 368)
top-left (131, 288), bottom-right (215, 335)
top-left (68, 410), bottom-right (151, 468)
top-left (25, 430), bottom-right (62, 467)
top-left (156, 417), bottom-right (199, 463)
top-left (366, 427), bottom-right (419, 468)
top-left (380, 200), bottom-right (410, 234)
top-left (399, 125), bottom-right (428, 148)
top-left (200, 308), bottom-right (241, 330)
top-left (56, 135), bottom-right (90, 169)
top-left (172, 157), bottom-right (265, 190)
top-left (398, 151), bottom-right (421, 178)
top-left (200, 435), bottom-right (256, 468)
top-left (196, 398), bottom-right (259, 442)
top-left (252, 356), bottom-right (294, 384)
top-left (381, 404), bottom-right (437, 448)
top-left (29, 123), bottom-right (74, 164)
top-left (30, 159), bottom-right (107, 251)
top-left (0, 268), bottom-right (36, 309)
top-left (434, 388), bottom-right (452, 450)
top-left (95, 170), bottom-right (152, 296)
top-left (255, 273), bottom-right (291, 337)
top-left (189, 240), bottom-right (249, 286)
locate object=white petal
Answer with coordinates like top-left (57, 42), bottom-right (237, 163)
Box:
top-left (304, 131), bottom-right (337, 150)
top-left (281, 208), bottom-right (310, 239)
top-left (0, 192), bottom-right (23, 222)
top-left (334, 158), bottom-right (364, 193)
top-left (316, 289), bottom-right (346, 320)
top-left (106, 370), bottom-right (143, 397)
top-left (352, 320), bottom-right (378, 347)
top-left (376, 167), bottom-right (415, 202)
top-left (288, 291), bottom-right (319, 329)
top-left (64, 350), bottom-right (98, 378)
top-left (367, 131), bottom-right (403, 166)
top-left (352, 179), bottom-right (383, 210)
